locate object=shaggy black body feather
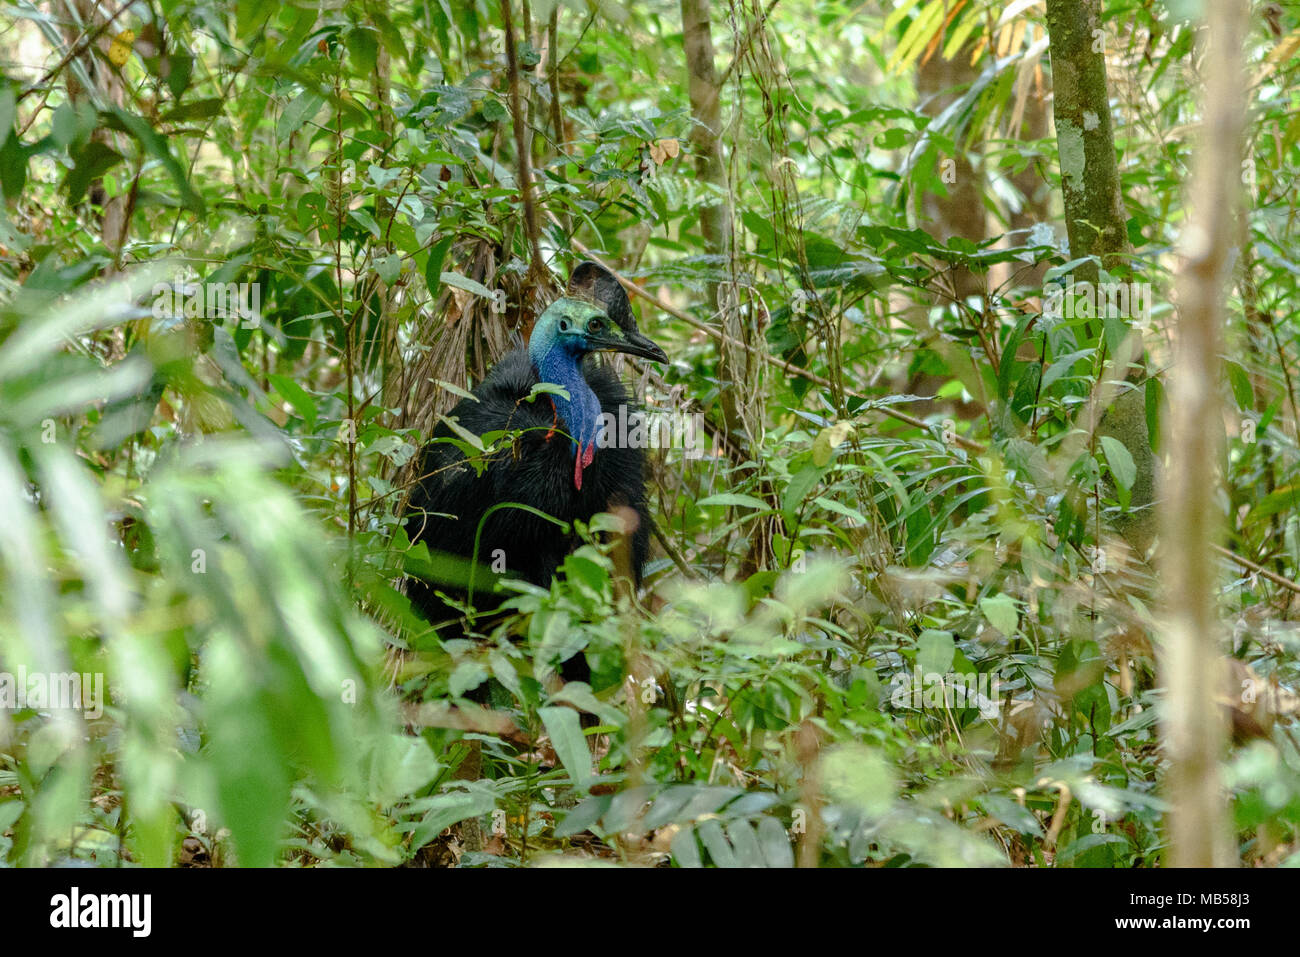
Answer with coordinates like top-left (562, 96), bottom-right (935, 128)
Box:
top-left (404, 348), bottom-right (651, 627)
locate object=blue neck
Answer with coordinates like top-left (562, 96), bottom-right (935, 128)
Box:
top-left (530, 343), bottom-right (601, 455)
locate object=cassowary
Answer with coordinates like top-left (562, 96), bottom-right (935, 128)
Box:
top-left (404, 263), bottom-right (667, 653)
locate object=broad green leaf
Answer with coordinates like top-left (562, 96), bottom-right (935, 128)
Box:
top-left (812, 420), bottom-right (854, 466)
top-left (539, 705), bottom-right (593, 789)
top-left (440, 271), bottom-right (496, 300)
top-left (269, 374), bottom-right (318, 432)
top-left (437, 414), bottom-right (484, 451)
top-left (433, 378), bottom-right (478, 402)
top-left (1099, 435), bottom-right (1136, 492)
top-left (917, 629), bottom-right (955, 676)
top-left (757, 816), bottom-right (795, 868)
top-left (979, 593), bottom-right (1019, 635)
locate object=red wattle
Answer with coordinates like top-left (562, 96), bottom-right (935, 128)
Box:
top-left (573, 442), bottom-right (595, 490)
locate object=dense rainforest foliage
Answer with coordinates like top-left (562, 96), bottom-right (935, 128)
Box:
top-left (0, 0), bottom-right (1297, 869)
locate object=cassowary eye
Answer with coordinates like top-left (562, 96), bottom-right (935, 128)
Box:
top-left (586, 318), bottom-right (603, 333)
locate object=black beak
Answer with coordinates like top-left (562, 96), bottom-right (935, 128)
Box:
top-left (621, 327), bottom-right (669, 363)
top-left (589, 327), bottom-right (668, 363)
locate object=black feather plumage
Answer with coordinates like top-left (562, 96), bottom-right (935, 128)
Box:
top-left (402, 263), bottom-right (665, 645)
top-left (403, 347), bottom-right (652, 627)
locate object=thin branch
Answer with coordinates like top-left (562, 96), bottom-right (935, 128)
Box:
top-left (500, 0), bottom-right (546, 283)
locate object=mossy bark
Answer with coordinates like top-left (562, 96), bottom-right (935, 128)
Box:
top-left (1044, 0), bottom-right (1129, 280)
top-left (1046, 0), bottom-right (1156, 553)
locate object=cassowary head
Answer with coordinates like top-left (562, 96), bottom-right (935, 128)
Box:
top-left (565, 260), bottom-right (667, 364)
top-left (528, 297), bottom-right (668, 365)
top-left (527, 295), bottom-right (667, 491)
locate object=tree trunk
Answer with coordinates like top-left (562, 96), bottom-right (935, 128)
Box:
top-left (680, 0), bottom-right (732, 307)
top-left (1045, 0), bottom-right (1155, 555)
top-left (919, 51), bottom-right (986, 302)
top-left (1044, 0), bottom-right (1128, 280)
top-left (681, 0), bottom-right (744, 446)
top-left (1160, 0), bottom-right (1247, 869)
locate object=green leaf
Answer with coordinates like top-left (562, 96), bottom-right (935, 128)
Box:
top-left (440, 270), bottom-right (496, 300)
top-left (268, 374), bottom-right (318, 432)
top-left (1039, 348), bottom-right (1093, 393)
top-left (696, 818), bottom-right (737, 867)
top-left (235, 0), bottom-right (272, 40)
top-left (726, 819), bottom-right (765, 867)
top-left (449, 661), bottom-right (489, 697)
top-left (437, 414), bottom-right (484, 451)
top-left (756, 816), bottom-right (795, 867)
top-left (0, 87), bottom-right (15, 146)
top-left (549, 682), bottom-right (625, 727)
top-left (1226, 360), bottom-right (1254, 410)
top-left (296, 192), bottom-right (326, 233)
top-left (874, 127), bottom-right (908, 150)
top-left (277, 92), bottom-right (325, 141)
top-left (346, 26), bottom-right (378, 74)
top-left (374, 735), bottom-right (442, 803)
top-left (162, 51), bottom-right (194, 99)
top-left (979, 593), bottom-right (1019, 635)
top-left (433, 378), bottom-right (479, 402)
top-left (424, 235), bottom-right (453, 294)
top-left (539, 706), bottom-right (593, 790)
top-left (670, 825), bottom-right (703, 867)
top-left (488, 650), bottom-right (522, 699)
top-left (697, 493), bottom-right (771, 510)
top-left (782, 464), bottom-right (824, 526)
top-left (375, 252), bottom-right (401, 284)
top-left (554, 795), bottom-right (612, 838)
top-left (812, 420), bottom-right (854, 466)
top-left (411, 792), bottom-right (496, 848)
top-left (64, 141), bottom-right (123, 206)
top-left (349, 208), bottom-right (382, 239)
top-left (813, 496), bottom-right (868, 524)
top-left (917, 630), bottom-right (955, 675)
top-left (526, 381), bottom-right (571, 402)
top-left (1057, 832), bottom-right (1128, 863)
top-left (1099, 435), bottom-right (1136, 492)
top-left (0, 131), bottom-right (29, 200)
top-left (159, 98), bottom-right (225, 123)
